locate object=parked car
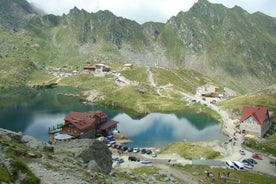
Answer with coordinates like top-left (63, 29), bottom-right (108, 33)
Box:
top-left (151, 152), bottom-right (157, 157)
top-left (252, 153), bottom-right (262, 160)
top-left (242, 159), bottom-right (254, 167)
top-left (111, 144), bottom-right (118, 149)
top-left (239, 150), bottom-right (245, 155)
top-left (247, 158), bottom-right (258, 165)
top-left (112, 156), bottom-right (118, 161)
top-left (141, 149), bottom-right (146, 154)
top-left (146, 150), bottom-right (152, 155)
top-left (127, 147), bottom-right (133, 152)
top-left (269, 160), bottom-right (276, 166)
top-left (128, 156), bottom-right (140, 162)
top-left (133, 148), bottom-right (140, 153)
top-left (233, 161), bottom-right (245, 171)
top-left (243, 163), bottom-right (253, 169)
top-left (140, 159), bottom-right (152, 164)
top-left (225, 160), bottom-right (235, 169)
top-left (115, 158), bottom-right (124, 163)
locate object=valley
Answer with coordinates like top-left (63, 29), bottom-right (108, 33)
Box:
top-left (0, 0), bottom-right (275, 183)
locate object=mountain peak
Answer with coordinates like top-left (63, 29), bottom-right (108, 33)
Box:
top-left (193, 0), bottom-right (212, 8)
top-left (0, 0), bottom-right (37, 29)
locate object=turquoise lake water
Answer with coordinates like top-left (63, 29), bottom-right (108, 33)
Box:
top-left (0, 90), bottom-right (226, 148)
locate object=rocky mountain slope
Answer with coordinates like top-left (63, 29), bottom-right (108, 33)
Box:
top-left (0, 0), bottom-right (275, 94)
top-left (0, 128), bottom-right (113, 183)
top-left (0, 128), bottom-right (190, 184)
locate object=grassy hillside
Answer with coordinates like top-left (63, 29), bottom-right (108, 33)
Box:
top-left (0, 58), bottom-right (36, 87)
top-left (220, 85), bottom-right (276, 115)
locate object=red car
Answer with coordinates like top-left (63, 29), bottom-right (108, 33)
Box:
top-left (252, 153), bottom-right (263, 160)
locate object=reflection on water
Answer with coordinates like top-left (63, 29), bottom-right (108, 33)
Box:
top-left (0, 92), bottom-right (226, 148)
top-left (114, 113), bottom-right (226, 148)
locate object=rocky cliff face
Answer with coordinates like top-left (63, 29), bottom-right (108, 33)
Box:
top-left (0, 128), bottom-right (113, 183)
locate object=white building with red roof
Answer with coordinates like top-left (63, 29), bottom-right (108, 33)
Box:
top-left (239, 106), bottom-right (273, 138)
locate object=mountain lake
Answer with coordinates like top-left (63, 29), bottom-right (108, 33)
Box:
top-left (0, 89), bottom-right (227, 148)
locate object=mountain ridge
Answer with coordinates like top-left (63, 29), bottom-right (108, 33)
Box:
top-left (0, 0), bottom-right (275, 93)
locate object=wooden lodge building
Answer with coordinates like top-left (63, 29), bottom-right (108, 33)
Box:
top-left (59, 111), bottom-right (118, 139)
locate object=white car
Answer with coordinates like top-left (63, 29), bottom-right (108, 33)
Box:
top-left (243, 163), bottom-right (253, 169)
top-left (151, 152), bottom-right (157, 157)
top-left (133, 148), bottom-right (140, 153)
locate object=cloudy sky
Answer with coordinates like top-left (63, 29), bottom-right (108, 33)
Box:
top-left (26, 0), bottom-right (276, 24)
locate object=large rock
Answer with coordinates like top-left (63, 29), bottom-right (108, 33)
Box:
top-left (0, 128), bottom-right (22, 141)
top-left (75, 140), bottom-right (112, 174)
top-left (21, 135), bottom-right (54, 152)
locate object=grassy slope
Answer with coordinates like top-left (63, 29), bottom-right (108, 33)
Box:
top-left (175, 164), bottom-right (275, 183)
top-left (0, 137), bottom-right (40, 183)
top-left (219, 85), bottom-right (276, 115)
top-left (160, 141), bottom-right (220, 160)
top-left (0, 58), bottom-right (36, 87)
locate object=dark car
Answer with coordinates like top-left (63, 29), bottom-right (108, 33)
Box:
top-left (247, 158), bottom-right (258, 165)
top-left (242, 159), bottom-right (254, 166)
top-left (117, 145), bottom-right (123, 150)
top-left (270, 160), bottom-right (276, 166)
top-left (141, 149), bottom-right (146, 154)
top-left (146, 150), bottom-right (152, 154)
top-left (127, 147), bottom-right (133, 152)
top-left (128, 156), bottom-right (140, 162)
top-left (115, 158), bottom-right (124, 163)
top-left (239, 150), bottom-right (245, 155)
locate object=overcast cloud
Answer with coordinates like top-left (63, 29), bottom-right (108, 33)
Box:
top-left (26, 0), bottom-right (276, 24)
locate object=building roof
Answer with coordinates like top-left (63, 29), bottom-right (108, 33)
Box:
top-left (239, 106), bottom-right (269, 125)
top-left (64, 111), bottom-right (104, 131)
top-left (97, 120), bottom-right (118, 130)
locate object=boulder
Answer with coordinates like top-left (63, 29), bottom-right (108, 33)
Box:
top-left (87, 160), bottom-right (101, 173)
top-left (21, 135), bottom-right (54, 152)
top-left (75, 140), bottom-right (112, 174)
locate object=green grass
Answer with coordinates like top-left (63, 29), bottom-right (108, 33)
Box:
top-left (160, 141), bottom-right (221, 160)
top-left (26, 70), bottom-right (54, 84)
top-left (11, 159), bottom-right (40, 184)
top-left (97, 83), bottom-right (193, 116)
top-left (151, 67), bottom-right (210, 94)
top-left (59, 73), bottom-right (116, 91)
top-left (0, 163), bottom-right (11, 183)
top-left (116, 166), bottom-right (169, 182)
top-left (220, 93), bottom-right (276, 115)
top-left (175, 164), bottom-right (276, 184)
top-left (0, 136), bottom-right (40, 184)
top-left (190, 102), bottom-right (222, 121)
top-left (121, 66), bottom-right (148, 83)
top-left (0, 58), bottom-right (36, 87)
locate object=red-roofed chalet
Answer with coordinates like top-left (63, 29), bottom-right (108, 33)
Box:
top-left (239, 106), bottom-right (273, 138)
top-left (60, 111), bottom-right (118, 138)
